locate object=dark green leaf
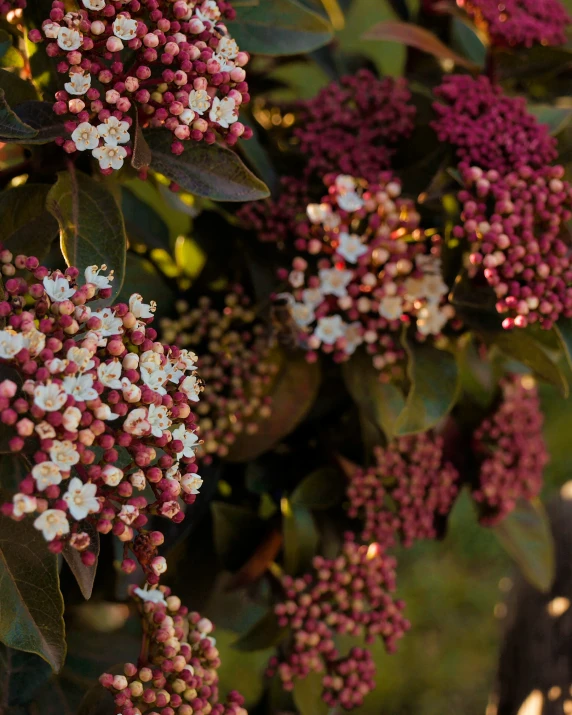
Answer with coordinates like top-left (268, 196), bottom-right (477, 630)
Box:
top-left (115, 254), bottom-right (174, 322)
top-left (450, 17), bottom-right (486, 67)
top-left (0, 89), bottom-right (37, 141)
top-left (46, 169), bottom-right (127, 300)
top-left (227, 0), bottom-right (333, 55)
top-left (342, 349), bottom-right (405, 439)
top-left (291, 467), bottom-right (344, 510)
top-left (394, 338), bottom-right (459, 436)
top-left (282, 500), bottom-right (319, 575)
top-left (211, 502), bottom-right (265, 570)
top-left (0, 515), bottom-right (66, 671)
top-left (0, 184), bottom-right (58, 261)
top-left (238, 116), bottom-right (278, 195)
top-left (77, 677), bottom-right (119, 715)
top-left (145, 129), bottom-right (270, 201)
top-left (0, 69), bottom-right (38, 106)
top-left (225, 350), bottom-right (321, 462)
top-left (0, 31), bottom-right (23, 70)
top-left (528, 104), bottom-right (572, 136)
top-left (456, 333), bottom-right (495, 408)
top-left (62, 524), bottom-right (99, 600)
top-left (232, 609), bottom-right (288, 652)
top-left (492, 498), bottom-right (555, 593)
top-left (292, 671), bottom-right (329, 715)
top-left (554, 317), bottom-right (572, 372)
top-left (4, 101), bottom-right (67, 144)
top-left (121, 188), bottom-right (170, 251)
top-left (0, 643), bottom-right (52, 708)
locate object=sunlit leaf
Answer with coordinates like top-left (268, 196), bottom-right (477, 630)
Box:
top-left (528, 104), bottom-right (572, 135)
top-left (0, 184), bottom-right (58, 260)
top-left (293, 671), bottom-right (329, 715)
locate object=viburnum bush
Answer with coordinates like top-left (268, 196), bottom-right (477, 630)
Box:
top-left (1, 0), bottom-right (572, 713)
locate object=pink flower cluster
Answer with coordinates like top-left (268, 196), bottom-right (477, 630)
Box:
top-left (0, 249), bottom-right (204, 580)
top-left (433, 75), bottom-right (572, 329)
top-left (276, 173), bottom-right (454, 372)
top-left (472, 375), bottom-right (548, 525)
top-left (101, 585), bottom-right (247, 715)
top-left (457, 0), bottom-right (570, 47)
top-left (346, 433), bottom-right (459, 549)
top-left (160, 287), bottom-right (277, 462)
top-left (29, 0), bottom-right (251, 173)
top-left (268, 535), bottom-right (409, 709)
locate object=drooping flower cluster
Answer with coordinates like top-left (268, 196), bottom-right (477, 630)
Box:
top-left (346, 433), bottom-right (459, 550)
top-left (0, 250), bottom-right (204, 579)
top-left (101, 585), bottom-right (247, 715)
top-left (471, 375), bottom-right (548, 525)
top-left (268, 535), bottom-right (409, 709)
top-left (456, 0), bottom-right (570, 47)
top-left (277, 173), bottom-right (454, 371)
top-left (433, 75), bottom-right (572, 329)
top-left (160, 287), bottom-right (277, 462)
top-left (29, 0), bottom-right (251, 172)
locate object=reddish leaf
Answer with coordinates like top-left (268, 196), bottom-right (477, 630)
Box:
top-left (62, 523), bottom-right (99, 600)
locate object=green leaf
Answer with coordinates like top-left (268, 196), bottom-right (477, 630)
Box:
top-left (3, 101), bottom-right (66, 145)
top-left (492, 498), bottom-right (555, 593)
top-left (121, 187), bottom-right (170, 251)
top-left (46, 169), bottom-right (127, 300)
top-left (145, 129), bottom-right (270, 202)
top-left (232, 609), bottom-right (288, 652)
top-left (554, 317), bottom-right (572, 372)
top-left (238, 116), bottom-right (278, 195)
top-left (211, 502), bottom-right (266, 570)
top-left (0, 515), bottom-right (66, 671)
top-left (528, 104), bottom-right (572, 136)
top-left (394, 339), bottom-right (459, 436)
top-left (0, 89), bottom-right (37, 141)
top-left (0, 184), bottom-right (58, 261)
top-left (225, 350), bottom-right (321, 462)
top-left (450, 17), bottom-right (486, 67)
top-left (291, 467), bottom-right (344, 510)
top-left (62, 523), bottom-right (99, 600)
top-left (342, 349), bottom-right (405, 439)
top-left (282, 500), bottom-right (319, 575)
top-left (456, 333), bottom-right (495, 408)
top-left (226, 0), bottom-right (333, 55)
top-left (0, 31), bottom-right (24, 70)
top-left (292, 671), bottom-right (329, 715)
top-left (0, 69), bottom-right (38, 106)
top-left (0, 644), bottom-right (52, 708)
top-left (490, 328), bottom-right (568, 397)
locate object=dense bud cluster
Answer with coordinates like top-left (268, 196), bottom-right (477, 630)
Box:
top-left (0, 249), bottom-right (203, 579)
top-left (160, 287), bottom-right (277, 462)
top-left (268, 535), bottom-right (409, 709)
top-left (456, 0), bottom-right (570, 47)
top-left (276, 173), bottom-right (453, 372)
top-left (433, 75), bottom-right (572, 329)
top-left (29, 0), bottom-right (251, 172)
top-left (101, 585), bottom-right (247, 715)
top-left (346, 433), bottom-right (459, 549)
top-left (472, 375), bottom-right (548, 525)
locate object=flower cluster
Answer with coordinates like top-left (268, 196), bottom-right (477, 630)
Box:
top-left (0, 250), bottom-right (204, 579)
top-left (29, 0), bottom-right (251, 172)
top-left (346, 433), bottom-right (459, 550)
top-left (101, 585), bottom-right (247, 715)
top-left (471, 374), bottom-right (548, 525)
top-left (433, 75), bottom-right (572, 329)
top-left (456, 0), bottom-right (570, 47)
top-left (160, 287), bottom-right (277, 462)
top-left (277, 173), bottom-right (454, 372)
top-left (0, 0), bottom-right (25, 18)
top-left (268, 535), bottom-right (409, 709)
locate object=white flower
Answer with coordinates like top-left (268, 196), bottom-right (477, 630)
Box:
top-left (217, 36), bottom-right (239, 59)
top-left (113, 15), bottom-right (138, 40)
top-left (71, 122), bottom-right (100, 151)
top-left (319, 268), bottom-right (353, 298)
top-left (307, 203), bottom-right (331, 225)
top-left (130, 469), bottom-right (146, 490)
top-left (172, 424), bottom-right (199, 458)
top-left (141, 365), bottom-right (169, 395)
top-left (32, 462), bottom-right (63, 491)
top-left (0, 330), bottom-right (23, 359)
top-left (85, 265), bottom-right (114, 289)
top-left (82, 0), bottom-right (105, 9)
top-left (42, 21), bottom-right (60, 39)
top-left (65, 71), bottom-right (91, 96)
top-left (63, 373), bottom-right (98, 401)
top-left (67, 346), bottom-right (95, 372)
top-left (50, 440), bottom-right (80, 472)
top-left (180, 108), bottom-right (196, 125)
top-left (123, 407), bottom-right (151, 436)
top-left (129, 293), bottom-right (155, 319)
top-left (421, 274), bottom-right (448, 301)
top-left (314, 315), bottom-right (346, 345)
top-left (188, 89), bottom-right (211, 115)
top-left (34, 509), bottom-right (70, 541)
top-left (176, 349), bottom-right (198, 372)
top-left (102, 465), bottom-right (124, 486)
top-left (13, 493), bottom-right (37, 517)
top-left (337, 192), bottom-right (363, 212)
top-left (182, 473), bottom-right (203, 495)
top-left (43, 274), bottom-right (76, 302)
top-left (118, 504), bottom-right (139, 525)
top-left (63, 477), bottom-right (100, 520)
top-left (94, 404), bottom-right (120, 421)
top-left (57, 27), bottom-right (82, 51)
top-left (416, 304), bottom-right (449, 336)
top-left (336, 232), bottom-right (369, 264)
top-left (34, 383), bottom-right (67, 412)
top-left (336, 175), bottom-right (357, 193)
top-left (92, 144), bottom-right (127, 171)
top-left (343, 322), bottom-right (363, 355)
top-left (195, 0), bottom-right (221, 21)
top-left (91, 307), bottom-right (124, 337)
top-left (46, 358), bottom-right (67, 375)
top-left (291, 302), bottom-right (315, 328)
top-left (98, 360), bottom-right (123, 388)
top-left (21, 328), bottom-right (46, 357)
top-left (163, 362), bottom-right (184, 385)
top-left (134, 587), bottom-right (167, 605)
top-left (35, 421), bottom-right (56, 440)
top-left (180, 375), bottom-right (201, 402)
top-left (63, 406), bottom-right (82, 432)
top-left (212, 53), bottom-right (234, 72)
top-left (97, 116), bottom-right (130, 146)
top-left (148, 404), bottom-right (172, 437)
top-left (209, 96), bottom-right (237, 128)
top-left (378, 295), bottom-right (404, 321)
top-left (302, 288), bottom-right (323, 309)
